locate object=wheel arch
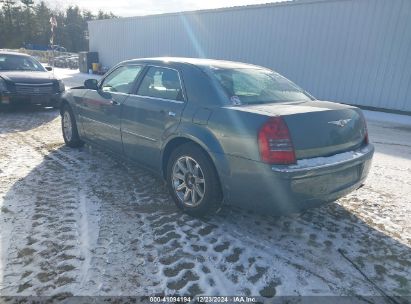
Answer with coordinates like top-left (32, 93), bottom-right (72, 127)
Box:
top-left (161, 136), bottom-right (209, 179)
top-left (59, 97), bottom-right (84, 140)
top-left (161, 133), bottom-right (230, 202)
top-left (60, 98), bottom-right (73, 115)
top-left (59, 91), bottom-right (79, 114)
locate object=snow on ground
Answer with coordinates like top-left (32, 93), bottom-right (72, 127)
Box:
top-left (52, 68), bottom-right (101, 89)
top-left (0, 69), bottom-right (410, 301)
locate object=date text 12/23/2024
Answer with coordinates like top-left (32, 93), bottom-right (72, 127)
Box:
top-left (149, 296), bottom-right (258, 303)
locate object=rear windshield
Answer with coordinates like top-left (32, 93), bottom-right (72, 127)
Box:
top-left (209, 67), bottom-right (313, 105)
top-left (0, 54), bottom-right (46, 72)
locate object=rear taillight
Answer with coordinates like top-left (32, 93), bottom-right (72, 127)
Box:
top-left (258, 117), bottom-right (296, 164)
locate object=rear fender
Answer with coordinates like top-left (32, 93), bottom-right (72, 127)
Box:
top-left (161, 123), bottom-right (231, 198)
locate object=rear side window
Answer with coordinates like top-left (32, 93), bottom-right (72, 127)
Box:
top-left (101, 65), bottom-right (142, 94)
top-left (137, 67), bottom-right (184, 101)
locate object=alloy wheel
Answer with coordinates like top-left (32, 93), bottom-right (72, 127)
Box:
top-left (62, 111), bottom-right (73, 142)
top-left (172, 156), bottom-right (206, 207)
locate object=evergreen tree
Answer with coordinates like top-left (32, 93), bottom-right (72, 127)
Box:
top-left (0, 1), bottom-right (115, 51)
top-left (33, 1), bottom-right (51, 46)
top-left (21, 0), bottom-right (35, 47)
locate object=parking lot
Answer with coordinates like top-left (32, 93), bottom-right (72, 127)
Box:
top-left (0, 70), bottom-right (410, 300)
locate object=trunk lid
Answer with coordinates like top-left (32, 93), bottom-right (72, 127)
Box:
top-left (233, 100), bottom-right (367, 159)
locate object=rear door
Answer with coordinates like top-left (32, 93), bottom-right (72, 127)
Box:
top-left (121, 65), bottom-right (186, 170)
top-left (79, 65), bottom-right (143, 153)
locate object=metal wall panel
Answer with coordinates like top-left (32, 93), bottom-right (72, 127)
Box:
top-left (88, 0), bottom-right (411, 112)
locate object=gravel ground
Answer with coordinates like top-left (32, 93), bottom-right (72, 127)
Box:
top-left (0, 74), bottom-right (410, 301)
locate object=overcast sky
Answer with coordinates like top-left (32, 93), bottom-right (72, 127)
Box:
top-left (36, 0), bottom-right (287, 17)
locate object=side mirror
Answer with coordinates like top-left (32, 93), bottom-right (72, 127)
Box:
top-left (45, 66), bottom-right (53, 71)
top-left (84, 79), bottom-right (98, 90)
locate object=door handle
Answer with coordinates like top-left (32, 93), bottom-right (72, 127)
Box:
top-left (160, 110), bottom-right (176, 117)
top-left (110, 100), bottom-right (120, 106)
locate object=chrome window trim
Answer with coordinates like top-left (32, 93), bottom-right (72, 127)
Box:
top-left (129, 94), bottom-right (184, 104)
top-left (134, 65), bottom-right (186, 102)
top-left (101, 91), bottom-right (130, 97)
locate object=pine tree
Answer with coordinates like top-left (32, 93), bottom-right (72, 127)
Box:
top-left (33, 1), bottom-right (51, 46)
top-left (20, 0), bottom-right (35, 47)
top-left (0, 0), bottom-right (116, 51)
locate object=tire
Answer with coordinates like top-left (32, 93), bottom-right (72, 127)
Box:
top-left (61, 104), bottom-right (83, 148)
top-left (167, 143), bottom-right (222, 217)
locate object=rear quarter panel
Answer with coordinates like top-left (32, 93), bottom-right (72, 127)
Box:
top-left (175, 64), bottom-right (269, 182)
top-left (178, 64), bottom-right (270, 162)
top-left (208, 107), bottom-right (268, 162)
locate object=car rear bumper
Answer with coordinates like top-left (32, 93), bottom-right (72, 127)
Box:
top-left (1, 92), bottom-right (62, 107)
top-left (217, 144), bottom-right (374, 214)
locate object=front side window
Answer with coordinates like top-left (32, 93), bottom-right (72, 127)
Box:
top-left (137, 67), bottom-right (184, 101)
top-left (101, 65), bottom-right (143, 94)
top-left (0, 54), bottom-right (45, 71)
top-left (209, 67), bottom-right (313, 105)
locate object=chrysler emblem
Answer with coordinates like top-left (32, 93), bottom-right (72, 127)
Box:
top-left (327, 118), bottom-right (352, 127)
top-left (34, 88), bottom-right (40, 93)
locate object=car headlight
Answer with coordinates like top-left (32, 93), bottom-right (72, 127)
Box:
top-left (58, 79), bottom-right (65, 92)
top-left (0, 78), bottom-right (7, 92)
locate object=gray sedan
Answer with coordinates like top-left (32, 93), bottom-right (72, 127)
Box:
top-left (60, 57), bottom-right (374, 216)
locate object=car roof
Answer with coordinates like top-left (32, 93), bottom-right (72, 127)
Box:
top-left (0, 51), bottom-right (31, 57)
top-left (124, 57), bottom-right (265, 70)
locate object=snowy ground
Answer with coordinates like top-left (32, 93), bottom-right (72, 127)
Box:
top-left (51, 67), bottom-right (101, 89)
top-left (0, 69), bottom-right (410, 301)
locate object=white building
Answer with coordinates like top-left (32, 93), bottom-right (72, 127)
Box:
top-left (88, 0), bottom-right (411, 112)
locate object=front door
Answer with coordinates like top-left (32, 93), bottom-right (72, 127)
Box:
top-left (121, 66), bottom-right (186, 171)
top-left (79, 65), bottom-right (143, 153)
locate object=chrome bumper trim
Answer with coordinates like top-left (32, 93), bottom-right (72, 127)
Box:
top-left (272, 145), bottom-right (374, 173)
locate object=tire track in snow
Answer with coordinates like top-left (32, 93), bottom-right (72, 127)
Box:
top-left (1, 108), bottom-right (410, 298)
top-left (0, 114), bottom-right (88, 296)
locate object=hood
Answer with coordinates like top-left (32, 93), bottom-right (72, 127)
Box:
top-left (0, 71), bottom-right (58, 83)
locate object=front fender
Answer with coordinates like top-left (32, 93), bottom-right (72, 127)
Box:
top-left (61, 89), bottom-right (87, 137)
top-left (61, 90), bottom-right (78, 114)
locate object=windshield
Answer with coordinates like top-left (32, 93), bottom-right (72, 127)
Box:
top-left (0, 54), bottom-right (46, 72)
top-left (210, 67), bottom-right (313, 105)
